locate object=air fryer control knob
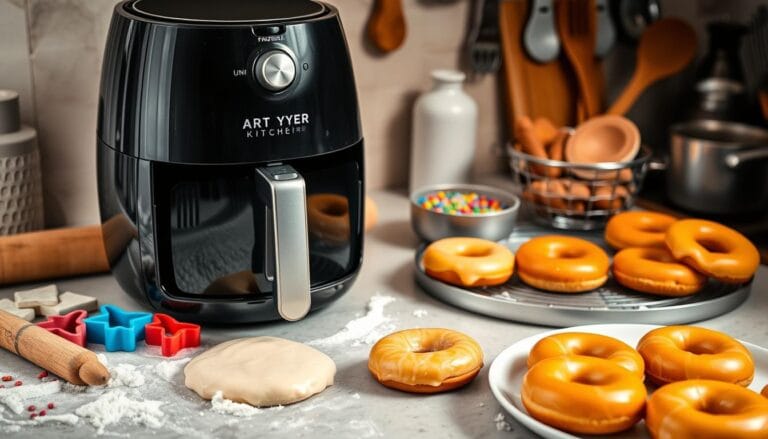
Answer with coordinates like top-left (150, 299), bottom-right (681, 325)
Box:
top-left (254, 50), bottom-right (296, 92)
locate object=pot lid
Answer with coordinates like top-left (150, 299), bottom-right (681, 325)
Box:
top-left (673, 120), bottom-right (768, 148)
top-left (130, 0), bottom-right (326, 24)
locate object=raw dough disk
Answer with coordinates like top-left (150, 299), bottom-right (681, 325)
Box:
top-left (184, 337), bottom-right (335, 407)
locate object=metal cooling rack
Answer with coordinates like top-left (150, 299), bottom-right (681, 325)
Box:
top-left (415, 231), bottom-right (752, 327)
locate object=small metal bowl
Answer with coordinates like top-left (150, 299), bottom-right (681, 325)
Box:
top-left (410, 184), bottom-right (521, 242)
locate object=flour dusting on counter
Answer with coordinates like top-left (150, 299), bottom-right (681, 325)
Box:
top-left (108, 363), bottom-right (145, 388)
top-left (75, 390), bottom-right (164, 434)
top-left (0, 381), bottom-right (62, 414)
top-left (154, 358), bottom-right (191, 382)
top-left (412, 309), bottom-right (428, 318)
top-left (0, 413), bottom-right (79, 429)
top-left (494, 412), bottom-right (513, 431)
top-left (210, 391), bottom-right (263, 417)
top-left (308, 295), bottom-right (396, 347)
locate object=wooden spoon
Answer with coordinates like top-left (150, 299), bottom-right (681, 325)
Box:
top-left (558, 0), bottom-right (601, 119)
top-left (607, 18), bottom-right (697, 115)
top-left (367, 0), bottom-right (407, 53)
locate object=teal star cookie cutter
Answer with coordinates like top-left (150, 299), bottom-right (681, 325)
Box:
top-left (84, 305), bottom-right (153, 352)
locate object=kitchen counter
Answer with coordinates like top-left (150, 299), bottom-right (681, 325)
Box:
top-left (0, 189), bottom-right (766, 438)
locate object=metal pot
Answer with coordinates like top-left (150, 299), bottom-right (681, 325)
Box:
top-left (666, 120), bottom-right (768, 214)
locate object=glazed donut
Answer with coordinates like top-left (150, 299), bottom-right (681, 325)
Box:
top-left (368, 328), bottom-right (483, 393)
top-left (604, 211), bottom-right (677, 250)
top-left (666, 219), bottom-right (760, 284)
top-left (515, 235), bottom-right (610, 292)
top-left (307, 194), bottom-right (377, 245)
top-left (522, 356), bottom-right (646, 434)
top-left (637, 326), bottom-right (754, 386)
top-left (613, 247), bottom-right (707, 296)
top-left (763, 384), bottom-right (768, 398)
top-left (527, 332), bottom-right (644, 378)
top-left (422, 237), bottom-right (514, 287)
top-left (646, 380), bottom-right (768, 439)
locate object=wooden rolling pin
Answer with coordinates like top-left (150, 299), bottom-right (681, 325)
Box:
top-left (0, 214), bottom-right (136, 285)
top-left (0, 225), bottom-right (110, 285)
top-left (0, 309), bottom-right (110, 385)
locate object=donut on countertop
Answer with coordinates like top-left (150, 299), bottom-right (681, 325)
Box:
top-left (368, 328), bottom-right (483, 393)
top-left (763, 384), bottom-right (768, 398)
top-left (646, 380), bottom-right (768, 439)
top-left (527, 332), bottom-right (644, 378)
top-left (521, 355), bottom-right (647, 435)
top-left (666, 219), bottom-right (760, 284)
top-left (613, 247), bottom-right (707, 296)
top-left (604, 211), bottom-right (677, 250)
top-left (515, 235), bottom-right (610, 293)
top-left (422, 237), bottom-right (515, 287)
top-left (637, 326), bottom-right (754, 386)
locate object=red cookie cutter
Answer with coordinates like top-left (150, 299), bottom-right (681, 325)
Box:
top-left (37, 310), bottom-right (88, 347)
top-left (144, 313), bottom-right (201, 357)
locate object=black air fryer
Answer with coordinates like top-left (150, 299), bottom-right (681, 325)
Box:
top-left (97, 0), bottom-right (364, 323)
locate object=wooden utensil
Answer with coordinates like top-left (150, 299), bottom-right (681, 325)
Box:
top-left (558, 0), bottom-right (602, 118)
top-left (0, 309), bottom-right (110, 385)
top-left (0, 225), bottom-right (110, 285)
top-left (367, 0), bottom-right (407, 53)
top-left (499, 0), bottom-right (578, 129)
top-left (607, 18), bottom-right (697, 115)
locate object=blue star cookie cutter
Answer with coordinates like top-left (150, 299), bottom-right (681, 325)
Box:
top-left (84, 305), bottom-right (153, 352)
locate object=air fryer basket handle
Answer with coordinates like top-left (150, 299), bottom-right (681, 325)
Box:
top-left (255, 165), bottom-right (311, 321)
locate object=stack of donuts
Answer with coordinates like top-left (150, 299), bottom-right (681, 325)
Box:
top-left (607, 211), bottom-right (760, 296)
top-left (420, 211), bottom-right (759, 297)
top-left (514, 116), bottom-right (634, 215)
top-left (522, 326), bottom-right (768, 437)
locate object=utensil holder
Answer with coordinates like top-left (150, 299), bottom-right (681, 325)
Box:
top-left (507, 145), bottom-right (651, 230)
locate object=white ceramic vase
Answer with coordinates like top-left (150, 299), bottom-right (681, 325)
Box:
top-left (409, 70), bottom-right (478, 194)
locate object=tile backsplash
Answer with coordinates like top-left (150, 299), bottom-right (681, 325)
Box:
top-left (0, 0), bottom-right (502, 227)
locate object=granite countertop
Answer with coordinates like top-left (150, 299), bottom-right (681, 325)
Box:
top-left (0, 189), bottom-right (766, 438)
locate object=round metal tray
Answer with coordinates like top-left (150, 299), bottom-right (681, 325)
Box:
top-left (415, 232), bottom-right (752, 327)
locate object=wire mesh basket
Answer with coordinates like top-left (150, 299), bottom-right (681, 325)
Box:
top-left (507, 144), bottom-right (652, 230)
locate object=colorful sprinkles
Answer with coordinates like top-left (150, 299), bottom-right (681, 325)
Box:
top-left (418, 191), bottom-right (505, 216)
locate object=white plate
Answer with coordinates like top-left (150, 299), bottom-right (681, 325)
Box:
top-left (488, 324), bottom-right (768, 439)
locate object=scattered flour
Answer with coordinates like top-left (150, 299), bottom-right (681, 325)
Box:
top-left (154, 358), bottom-right (191, 382)
top-left (0, 413), bottom-right (79, 428)
top-left (210, 391), bottom-right (262, 417)
top-left (0, 381), bottom-right (62, 414)
top-left (108, 364), bottom-right (145, 388)
top-left (308, 295), bottom-right (396, 347)
top-left (494, 412), bottom-right (513, 432)
top-left (351, 393), bottom-right (361, 400)
top-left (412, 309), bottom-right (428, 318)
top-left (75, 390), bottom-right (164, 434)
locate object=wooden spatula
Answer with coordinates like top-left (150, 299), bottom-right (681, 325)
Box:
top-left (367, 0), bottom-right (407, 53)
top-left (608, 18), bottom-right (697, 115)
top-left (558, 0), bottom-right (601, 119)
